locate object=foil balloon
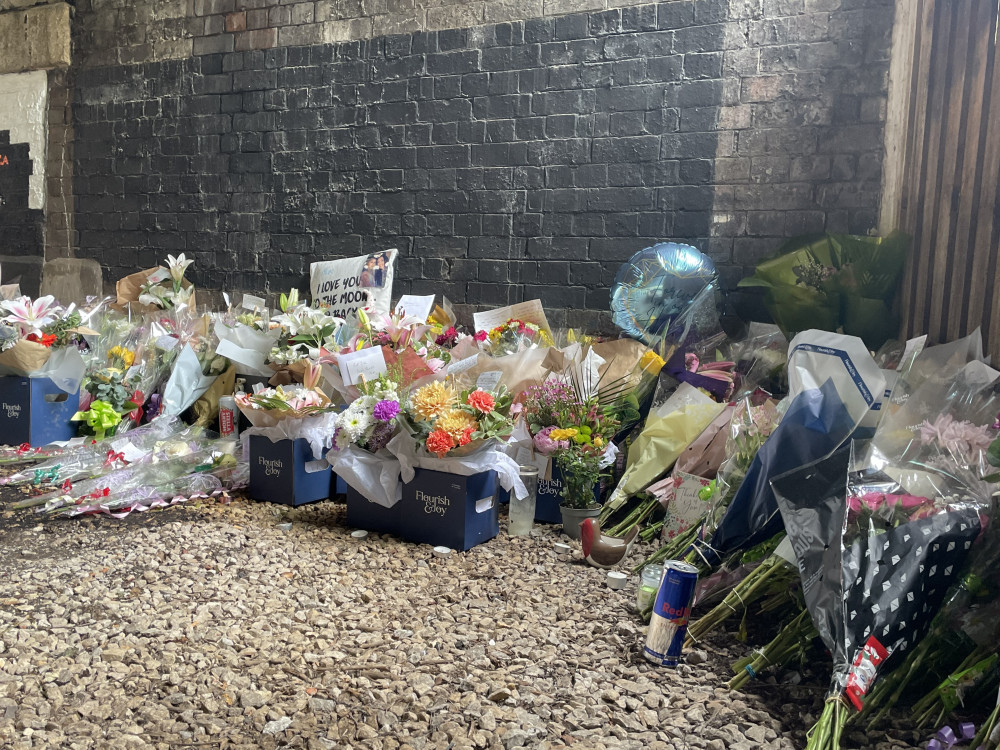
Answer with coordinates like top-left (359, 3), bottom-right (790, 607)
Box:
top-left (610, 243), bottom-right (718, 345)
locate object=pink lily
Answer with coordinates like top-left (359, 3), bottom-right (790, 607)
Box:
top-left (0, 295), bottom-right (64, 336)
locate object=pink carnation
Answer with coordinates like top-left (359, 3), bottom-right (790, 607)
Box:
top-left (533, 425), bottom-right (569, 455)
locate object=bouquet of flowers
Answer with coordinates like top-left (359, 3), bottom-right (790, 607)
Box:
top-left (135, 254), bottom-right (195, 310)
top-left (477, 318), bottom-right (553, 357)
top-left (0, 294), bottom-right (88, 377)
top-left (332, 374), bottom-right (402, 453)
top-left (773, 444), bottom-right (989, 749)
top-left (235, 363), bottom-right (335, 426)
top-left (72, 351), bottom-right (141, 439)
top-left (1, 416), bottom-right (187, 490)
top-left (738, 232), bottom-right (909, 349)
top-left (403, 381), bottom-right (514, 458)
top-left (269, 289), bottom-right (344, 366)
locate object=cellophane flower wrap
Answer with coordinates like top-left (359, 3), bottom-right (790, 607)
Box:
top-left (738, 232), bottom-right (909, 349)
top-left (698, 330), bottom-right (885, 566)
top-left (478, 318), bottom-right (554, 357)
top-left (1, 415), bottom-right (188, 489)
top-left (773, 361), bottom-right (1000, 749)
top-left (774, 444), bottom-right (988, 749)
top-left (28, 428), bottom-right (241, 518)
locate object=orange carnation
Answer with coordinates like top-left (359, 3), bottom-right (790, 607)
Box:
top-left (426, 429), bottom-right (455, 458)
top-left (466, 390), bottom-right (495, 414)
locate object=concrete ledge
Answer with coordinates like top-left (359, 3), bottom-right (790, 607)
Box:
top-left (0, 3), bottom-right (71, 75)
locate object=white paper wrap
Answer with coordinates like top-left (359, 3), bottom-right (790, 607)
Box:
top-left (161, 345), bottom-right (220, 418)
top-left (327, 444), bottom-right (403, 507)
top-left (240, 411), bottom-right (339, 465)
top-left (387, 433), bottom-right (528, 500)
top-left (214, 321), bottom-right (281, 377)
top-left (32, 346), bottom-right (87, 394)
top-left (787, 330), bottom-right (886, 426)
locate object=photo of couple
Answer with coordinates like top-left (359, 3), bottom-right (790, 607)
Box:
top-left (360, 252), bottom-right (389, 288)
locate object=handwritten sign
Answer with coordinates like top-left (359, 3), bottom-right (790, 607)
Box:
top-left (394, 294), bottom-right (435, 322)
top-left (338, 346), bottom-right (388, 386)
top-left (310, 249), bottom-right (397, 318)
top-left (473, 299), bottom-right (551, 336)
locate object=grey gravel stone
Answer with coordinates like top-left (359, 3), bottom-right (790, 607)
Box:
top-left (0, 491), bottom-right (927, 750)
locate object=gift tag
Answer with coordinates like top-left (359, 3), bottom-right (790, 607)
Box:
top-left (156, 335), bottom-right (179, 351)
top-left (146, 267), bottom-right (170, 284)
top-left (242, 293), bottom-right (267, 311)
top-left (394, 294), bottom-right (435, 321)
top-left (338, 347), bottom-right (388, 386)
top-left (475, 371), bottom-right (502, 391)
top-left (447, 353), bottom-right (478, 375)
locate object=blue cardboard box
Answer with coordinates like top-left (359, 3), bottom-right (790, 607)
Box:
top-left (345, 484), bottom-right (401, 535)
top-left (400, 468), bottom-right (499, 551)
top-left (0, 376), bottom-right (80, 447)
top-left (249, 435), bottom-right (331, 507)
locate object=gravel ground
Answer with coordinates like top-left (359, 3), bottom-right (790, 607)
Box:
top-left (0, 482), bottom-right (931, 750)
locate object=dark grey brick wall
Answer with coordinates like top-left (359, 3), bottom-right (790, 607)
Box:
top-left (0, 131), bottom-right (44, 295)
top-left (71, 0), bottom-right (893, 329)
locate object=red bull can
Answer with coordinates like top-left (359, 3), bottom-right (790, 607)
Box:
top-left (219, 396), bottom-right (238, 438)
top-left (644, 560), bottom-right (698, 666)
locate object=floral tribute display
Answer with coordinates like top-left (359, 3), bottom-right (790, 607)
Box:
top-left (2, 233), bottom-right (1000, 750)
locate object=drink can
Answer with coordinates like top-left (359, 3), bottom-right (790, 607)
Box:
top-left (644, 560), bottom-right (698, 667)
top-left (219, 396), bottom-right (238, 438)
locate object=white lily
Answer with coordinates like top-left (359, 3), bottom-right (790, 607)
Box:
top-left (166, 253), bottom-right (194, 286)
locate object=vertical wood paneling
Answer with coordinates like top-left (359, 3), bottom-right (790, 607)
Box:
top-left (886, 0), bottom-right (1000, 359)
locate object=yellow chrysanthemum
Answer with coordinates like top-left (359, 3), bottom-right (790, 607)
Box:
top-left (435, 409), bottom-right (478, 441)
top-left (410, 381), bottom-right (458, 421)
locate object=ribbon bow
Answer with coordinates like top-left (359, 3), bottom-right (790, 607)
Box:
top-left (71, 401), bottom-right (123, 441)
top-left (32, 465), bottom-right (60, 486)
top-left (104, 450), bottom-right (126, 468)
top-left (61, 479), bottom-right (72, 493)
top-left (927, 722), bottom-right (977, 750)
top-left (16, 443), bottom-right (32, 455)
top-left (129, 390), bottom-right (145, 424)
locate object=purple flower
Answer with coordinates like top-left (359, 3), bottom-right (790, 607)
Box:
top-left (365, 420), bottom-right (395, 452)
top-left (373, 399), bottom-right (400, 422)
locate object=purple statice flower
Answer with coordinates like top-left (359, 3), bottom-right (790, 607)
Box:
top-left (365, 420), bottom-right (395, 452)
top-left (373, 399), bottom-right (400, 422)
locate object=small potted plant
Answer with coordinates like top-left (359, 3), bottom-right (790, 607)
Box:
top-left (552, 437), bottom-right (605, 540)
top-left (548, 399), bottom-right (619, 540)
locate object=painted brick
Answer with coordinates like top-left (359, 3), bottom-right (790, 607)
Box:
top-left (66, 0), bottom-right (891, 323)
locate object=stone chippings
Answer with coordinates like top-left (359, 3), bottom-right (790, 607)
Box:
top-left (0, 497), bottom-right (921, 750)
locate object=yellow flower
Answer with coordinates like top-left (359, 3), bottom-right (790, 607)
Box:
top-left (593, 436), bottom-right (604, 448)
top-left (409, 381), bottom-right (458, 421)
top-left (436, 409), bottom-right (478, 441)
top-left (549, 428), bottom-right (578, 441)
top-left (639, 350), bottom-right (665, 376)
top-left (108, 346), bottom-right (135, 369)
